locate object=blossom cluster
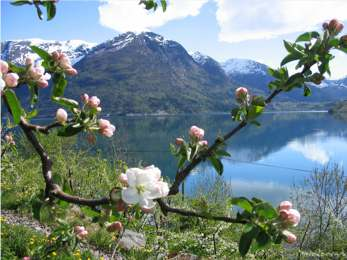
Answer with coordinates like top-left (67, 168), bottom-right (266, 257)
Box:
top-left (0, 60), bottom-right (19, 90)
top-left (119, 165), bottom-right (169, 211)
top-left (278, 201), bottom-right (301, 244)
top-left (25, 57), bottom-right (51, 88)
top-left (175, 125), bottom-right (208, 148)
top-left (52, 51), bottom-right (77, 76)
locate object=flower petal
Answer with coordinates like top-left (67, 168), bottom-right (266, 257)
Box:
top-left (121, 188), bottom-right (140, 204)
top-left (138, 197), bottom-right (155, 209)
top-left (125, 168), bottom-right (140, 187)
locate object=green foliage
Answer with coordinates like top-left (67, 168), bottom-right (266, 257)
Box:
top-left (3, 89), bottom-right (23, 124)
top-left (11, 0), bottom-right (57, 21)
top-left (139, 0), bottom-right (167, 12)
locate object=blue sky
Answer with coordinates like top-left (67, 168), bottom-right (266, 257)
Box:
top-left (1, 0), bottom-right (346, 79)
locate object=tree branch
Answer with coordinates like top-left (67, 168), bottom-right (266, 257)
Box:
top-left (21, 117), bottom-right (64, 134)
top-left (169, 63), bottom-right (313, 195)
top-left (156, 198), bottom-right (247, 224)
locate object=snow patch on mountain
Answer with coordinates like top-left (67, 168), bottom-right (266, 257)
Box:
top-left (1, 39), bottom-right (96, 65)
top-left (190, 51), bottom-right (210, 65)
top-left (222, 58), bottom-right (268, 76)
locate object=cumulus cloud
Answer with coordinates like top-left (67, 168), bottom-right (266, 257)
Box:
top-left (98, 0), bottom-right (208, 33)
top-left (288, 140), bottom-right (330, 165)
top-left (215, 0), bottom-right (347, 42)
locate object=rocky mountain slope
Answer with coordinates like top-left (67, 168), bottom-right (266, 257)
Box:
top-left (1, 34), bottom-right (346, 115)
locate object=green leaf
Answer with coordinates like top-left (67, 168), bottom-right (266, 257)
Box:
top-left (247, 105), bottom-right (264, 120)
top-left (254, 230), bottom-right (271, 249)
top-left (28, 84), bottom-right (39, 105)
top-left (231, 197), bottom-right (253, 213)
top-left (26, 109), bottom-right (38, 120)
top-left (169, 143), bottom-right (177, 155)
top-left (46, 2), bottom-right (56, 21)
top-left (215, 149), bottom-right (231, 157)
top-left (254, 202), bottom-right (278, 219)
top-left (280, 53), bottom-right (300, 66)
top-left (10, 0), bottom-right (32, 6)
top-left (295, 31), bottom-right (320, 42)
top-left (34, 4), bottom-right (43, 20)
top-left (304, 85), bottom-right (312, 97)
top-left (283, 40), bottom-right (303, 55)
top-left (328, 38), bottom-right (340, 47)
top-left (209, 156), bottom-right (223, 175)
top-left (4, 89), bottom-right (23, 124)
top-left (177, 155), bottom-right (186, 169)
top-left (52, 73), bottom-right (67, 97)
top-left (52, 96), bottom-right (79, 110)
top-left (30, 45), bottom-right (51, 61)
top-left (57, 124), bottom-right (84, 137)
top-left (251, 96), bottom-right (266, 106)
top-left (8, 62), bottom-right (26, 74)
top-left (239, 225), bottom-right (260, 256)
top-left (283, 40), bottom-right (294, 53)
top-left (160, 0), bottom-right (167, 11)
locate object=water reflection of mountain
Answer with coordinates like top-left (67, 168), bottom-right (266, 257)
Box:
top-left (87, 112), bottom-right (347, 179)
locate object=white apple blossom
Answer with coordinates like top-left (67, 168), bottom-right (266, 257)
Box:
top-left (121, 165), bottom-right (169, 209)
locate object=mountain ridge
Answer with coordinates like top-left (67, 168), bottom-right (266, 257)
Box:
top-left (1, 32), bottom-right (347, 115)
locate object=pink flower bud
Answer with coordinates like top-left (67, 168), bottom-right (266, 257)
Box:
top-left (279, 201), bottom-right (292, 210)
top-left (37, 79), bottom-right (49, 88)
top-left (286, 209), bottom-right (300, 227)
top-left (235, 87), bottom-right (248, 101)
top-left (88, 96), bottom-right (100, 108)
top-left (25, 57), bottom-right (34, 66)
top-left (23, 257), bottom-right (31, 260)
top-left (282, 230), bottom-right (297, 244)
top-left (100, 126), bottom-right (115, 137)
top-left (189, 125), bottom-right (205, 140)
top-left (81, 93), bottom-right (89, 103)
top-left (56, 108), bottom-right (68, 123)
top-left (119, 173), bottom-right (128, 186)
top-left (98, 119), bottom-right (111, 129)
top-left (199, 140), bottom-right (208, 146)
top-left (175, 138), bottom-right (184, 145)
top-left (106, 221), bottom-right (123, 232)
top-left (4, 73), bottom-right (19, 87)
top-left (0, 60), bottom-right (9, 74)
top-left (65, 68), bottom-right (78, 76)
top-left (74, 225), bottom-right (85, 234)
top-left (279, 209), bottom-right (289, 220)
top-left (328, 19), bottom-right (344, 34)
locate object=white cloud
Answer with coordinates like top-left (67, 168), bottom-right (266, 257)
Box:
top-left (98, 0), bottom-right (208, 33)
top-left (288, 140), bottom-right (330, 165)
top-left (215, 0), bottom-right (347, 43)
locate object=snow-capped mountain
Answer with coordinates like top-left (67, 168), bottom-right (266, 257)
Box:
top-left (91, 32), bottom-right (180, 55)
top-left (222, 58), bottom-right (268, 76)
top-left (1, 39), bottom-right (96, 65)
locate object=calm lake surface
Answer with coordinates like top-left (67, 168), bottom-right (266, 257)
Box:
top-left (31, 111), bottom-right (347, 205)
top-left (95, 112), bottom-right (347, 205)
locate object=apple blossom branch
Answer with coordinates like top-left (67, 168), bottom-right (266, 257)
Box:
top-left (168, 63), bottom-right (314, 195)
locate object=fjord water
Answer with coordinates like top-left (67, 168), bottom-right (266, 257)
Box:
top-left (103, 112), bottom-right (347, 205)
